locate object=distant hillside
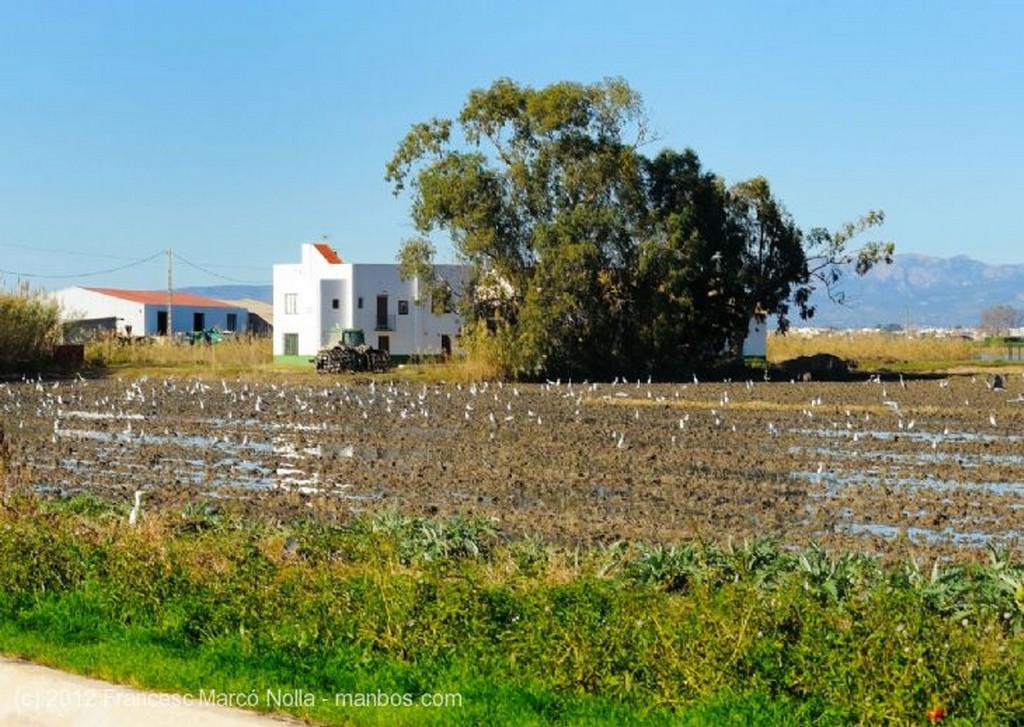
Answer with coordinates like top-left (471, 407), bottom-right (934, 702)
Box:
top-left (178, 256), bottom-right (1024, 330)
top-left (179, 284), bottom-right (272, 304)
top-left (801, 254), bottom-right (1024, 329)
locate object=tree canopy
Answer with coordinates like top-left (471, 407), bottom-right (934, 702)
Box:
top-left (387, 78), bottom-right (892, 378)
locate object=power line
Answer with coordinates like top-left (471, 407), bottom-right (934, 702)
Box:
top-left (172, 251), bottom-right (270, 285)
top-left (0, 251), bottom-right (166, 279)
top-left (0, 247), bottom-right (270, 285)
top-left (0, 242), bottom-right (149, 262)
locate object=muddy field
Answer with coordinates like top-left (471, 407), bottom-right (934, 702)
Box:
top-left (3, 371), bottom-right (1023, 561)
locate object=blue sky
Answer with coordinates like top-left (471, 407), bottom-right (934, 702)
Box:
top-left (1, 1), bottom-right (1022, 291)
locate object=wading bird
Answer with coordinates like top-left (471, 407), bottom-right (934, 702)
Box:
top-left (128, 490), bottom-right (143, 527)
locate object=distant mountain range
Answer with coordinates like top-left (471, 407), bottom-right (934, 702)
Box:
top-left (801, 254), bottom-right (1024, 329)
top-left (180, 284), bottom-right (273, 304)
top-left (180, 254), bottom-right (1024, 330)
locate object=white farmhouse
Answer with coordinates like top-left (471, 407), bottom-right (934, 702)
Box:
top-left (272, 242), bottom-right (466, 359)
top-left (53, 287), bottom-right (248, 339)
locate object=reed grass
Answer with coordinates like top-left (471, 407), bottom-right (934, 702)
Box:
top-left (86, 335), bottom-right (273, 375)
top-left (768, 330), bottom-right (1008, 368)
top-left (0, 285), bottom-right (62, 374)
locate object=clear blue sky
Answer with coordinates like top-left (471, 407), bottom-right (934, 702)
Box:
top-left (2, 0), bottom-right (1022, 291)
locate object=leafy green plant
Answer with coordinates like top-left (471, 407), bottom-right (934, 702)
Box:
top-left (795, 543), bottom-right (877, 606)
top-left (626, 543), bottom-right (701, 592)
top-left (1, 501), bottom-right (1022, 725)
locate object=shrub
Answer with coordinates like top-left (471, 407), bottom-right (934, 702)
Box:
top-left (0, 284), bottom-right (62, 374)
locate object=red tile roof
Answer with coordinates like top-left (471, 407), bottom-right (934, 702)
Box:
top-left (314, 243), bottom-right (343, 264)
top-left (85, 288), bottom-right (237, 308)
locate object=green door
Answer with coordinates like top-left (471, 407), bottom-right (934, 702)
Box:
top-left (283, 333), bottom-right (298, 356)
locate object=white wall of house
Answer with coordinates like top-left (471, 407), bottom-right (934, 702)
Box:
top-left (349, 264), bottom-right (464, 357)
top-left (272, 244), bottom-right (349, 356)
top-left (272, 243), bottom-right (464, 358)
top-left (53, 288), bottom-right (147, 335)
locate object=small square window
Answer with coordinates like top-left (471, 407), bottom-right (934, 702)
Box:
top-left (332, 299), bottom-right (339, 310)
top-left (398, 300), bottom-right (409, 315)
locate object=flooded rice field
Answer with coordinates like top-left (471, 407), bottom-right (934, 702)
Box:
top-left (3, 372), bottom-right (1024, 561)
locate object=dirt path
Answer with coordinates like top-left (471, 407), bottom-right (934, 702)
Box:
top-left (0, 657), bottom-right (299, 726)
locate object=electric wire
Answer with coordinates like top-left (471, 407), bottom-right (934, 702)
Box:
top-left (0, 247), bottom-right (270, 286)
top-left (0, 242), bottom-right (149, 262)
top-left (0, 250), bottom-right (166, 279)
top-left (172, 251), bottom-right (270, 285)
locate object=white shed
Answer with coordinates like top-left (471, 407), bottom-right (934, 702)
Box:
top-left (53, 287), bottom-right (248, 338)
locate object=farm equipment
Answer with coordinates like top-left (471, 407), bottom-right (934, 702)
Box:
top-left (184, 328), bottom-right (224, 345)
top-left (314, 328), bottom-right (390, 373)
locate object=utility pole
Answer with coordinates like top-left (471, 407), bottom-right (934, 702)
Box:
top-left (167, 247), bottom-right (173, 337)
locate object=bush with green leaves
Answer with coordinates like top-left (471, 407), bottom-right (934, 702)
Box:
top-left (0, 494), bottom-right (1021, 725)
top-left (0, 285), bottom-right (62, 373)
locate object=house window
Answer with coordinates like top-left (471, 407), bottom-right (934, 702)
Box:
top-left (357, 297), bottom-right (363, 309)
top-left (332, 299), bottom-right (339, 310)
top-left (398, 300), bottom-right (409, 315)
top-left (376, 295), bottom-right (389, 330)
top-left (284, 293), bottom-right (298, 315)
top-left (226, 313), bottom-right (237, 332)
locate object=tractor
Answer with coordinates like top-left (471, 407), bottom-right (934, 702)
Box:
top-left (184, 327), bottom-right (224, 345)
top-left (314, 328), bottom-right (390, 373)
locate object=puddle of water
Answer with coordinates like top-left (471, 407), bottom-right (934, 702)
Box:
top-left (57, 409), bottom-right (145, 421)
top-left (839, 521), bottom-right (1024, 546)
top-left (789, 426), bottom-right (1024, 446)
top-left (787, 444), bottom-right (1024, 468)
top-left (797, 467), bottom-right (1024, 497)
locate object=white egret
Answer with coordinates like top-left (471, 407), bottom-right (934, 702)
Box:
top-left (128, 490), bottom-right (143, 527)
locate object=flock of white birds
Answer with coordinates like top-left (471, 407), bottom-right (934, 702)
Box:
top-left (0, 370), bottom-right (1021, 551)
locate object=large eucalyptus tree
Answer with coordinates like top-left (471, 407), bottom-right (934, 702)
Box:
top-left (387, 78), bottom-right (891, 378)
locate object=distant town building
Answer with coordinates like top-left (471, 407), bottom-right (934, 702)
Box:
top-left (272, 242), bottom-right (465, 359)
top-left (52, 287), bottom-right (249, 340)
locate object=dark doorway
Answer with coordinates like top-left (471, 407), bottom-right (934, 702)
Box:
top-left (441, 334), bottom-right (452, 358)
top-left (377, 335), bottom-right (390, 353)
top-left (157, 311), bottom-right (169, 336)
top-left (193, 312), bottom-right (205, 331)
top-left (376, 295), bottom-right (389, 330)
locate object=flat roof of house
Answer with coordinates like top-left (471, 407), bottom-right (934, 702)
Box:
top-left (85, 288), bottom-right (239, 308)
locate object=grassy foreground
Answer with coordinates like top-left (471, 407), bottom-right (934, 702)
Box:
top-left (0, 491), bottom-right (1022, 725)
